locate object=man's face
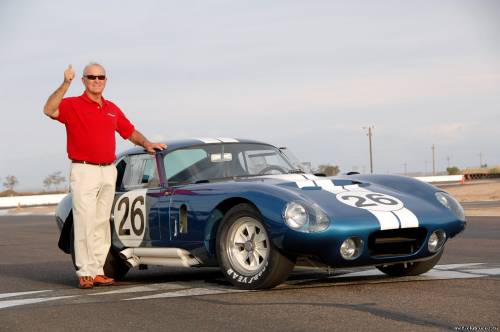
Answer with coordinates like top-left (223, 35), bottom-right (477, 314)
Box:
top-left (82, 65), bottom-right (107, 95)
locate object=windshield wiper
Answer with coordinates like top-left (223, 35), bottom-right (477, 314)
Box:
top-left (288, 169), bottom-right (305, 174)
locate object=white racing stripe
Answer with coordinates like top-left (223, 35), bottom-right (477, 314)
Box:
top-left (296, 180), bottom-right (316, 188)
top-left (314, 179), bottom-right (344, 194)
top-left (370, 210), bottom-right (400, 230)
top-left (393, 208), bottom-right (419, 228)
top-left (341, 185), bottom-right (420, 230)
top-left (216, 137), bottom-right (239, 143)
top-left (261, 174), bottom-right (311, 182)
top-left (343, 184), bottom-right (369, 192)
top-left (196, 138), bottom-right (221, 144)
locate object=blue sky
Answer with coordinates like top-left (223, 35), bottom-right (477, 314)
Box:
top-left (0, 0), bottom-right (499, 190)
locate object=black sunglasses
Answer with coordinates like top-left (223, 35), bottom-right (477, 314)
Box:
top-left (84, 75), bottom-right (106, 80)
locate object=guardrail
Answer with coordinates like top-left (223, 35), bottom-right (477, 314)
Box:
top-left (0, 194), bottom-right (67, 209)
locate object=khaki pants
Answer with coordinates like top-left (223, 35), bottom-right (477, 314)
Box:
top-left (70, 163), bottom-right (117, 278)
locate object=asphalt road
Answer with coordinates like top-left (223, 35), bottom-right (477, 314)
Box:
top-left (0, 213), bottom-right (499, 332)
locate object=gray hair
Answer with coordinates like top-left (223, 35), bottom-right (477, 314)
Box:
top-left (82, 62), bottom-right (106, 76)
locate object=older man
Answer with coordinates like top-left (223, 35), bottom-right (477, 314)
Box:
top-left (43, 63), bottom-right (166, 289)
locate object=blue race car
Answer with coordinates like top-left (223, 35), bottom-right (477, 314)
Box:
top-left (55, 138), bottom-right (466, 289)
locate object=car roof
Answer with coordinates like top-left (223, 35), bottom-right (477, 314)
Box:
top-left (121, 137), bottom-right (274, 156)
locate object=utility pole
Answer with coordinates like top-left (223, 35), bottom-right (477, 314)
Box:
top-left (431, 144), bottom-right (436, 176)
top-left (402, 162), bottom-right (407, 175)
top-left (479, 152), bottom-right (483, 167)
top-left (446, 156), bottom-right (450, 168)
top-left (363, 126), bottom-right (374, 174)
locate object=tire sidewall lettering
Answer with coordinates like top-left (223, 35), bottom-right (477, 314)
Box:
top-left (226, 261), bottom-right (269, 284)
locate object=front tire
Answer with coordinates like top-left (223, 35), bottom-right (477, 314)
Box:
top-left (376, 250), bottom-right (443, 277)
top-left (216, 203), bottom-right (295, 289)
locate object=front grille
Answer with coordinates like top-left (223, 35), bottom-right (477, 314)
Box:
top-left (368, 228), bottom-right (427, 257)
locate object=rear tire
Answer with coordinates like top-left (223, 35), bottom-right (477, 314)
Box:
top-left (70, 224), bottom-right (129, 280)
top-left (216, 203), bottom-right (295, 289)
top-left (376, 250), bottom-right (443, 277)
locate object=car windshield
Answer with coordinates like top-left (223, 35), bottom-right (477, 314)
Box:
top-left (163, 143), bottom-right (296, 185)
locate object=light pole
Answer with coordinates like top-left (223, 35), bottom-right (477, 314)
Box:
top-left (363, 126), bottom-right (374, 174)
top-left (431, 144), bottom-right (436, 176)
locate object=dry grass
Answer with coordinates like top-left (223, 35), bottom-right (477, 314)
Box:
top-left (441, 180), bottom-right (500, 202)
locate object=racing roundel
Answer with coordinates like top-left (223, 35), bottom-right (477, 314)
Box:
top-left (336, 191), bottom-right (404, 212)
top-left (113, 189), bottom-right (148, 247)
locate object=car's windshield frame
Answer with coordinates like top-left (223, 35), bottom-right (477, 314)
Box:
top-left (161, 143), bottom-right (296, 187)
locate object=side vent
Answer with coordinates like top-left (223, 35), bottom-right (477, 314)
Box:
top-left (180, 204), bottom-right (188, 234)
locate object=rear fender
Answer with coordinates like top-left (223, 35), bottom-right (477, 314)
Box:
top-left (55, 194), bottom-right (73, 254)
top-left (57, 212), bottom-right (73, 254)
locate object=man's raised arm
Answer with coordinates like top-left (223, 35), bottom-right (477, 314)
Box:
top-left (43, 65), bottom-right (75, 118)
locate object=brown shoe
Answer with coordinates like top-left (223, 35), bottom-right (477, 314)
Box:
top-left (78, 276), bottom-right (94, 289)
top-left (93, 275), bottom-right (114, 286)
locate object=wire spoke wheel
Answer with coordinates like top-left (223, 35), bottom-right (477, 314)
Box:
top-left (226, 217), bottom-right (269, 275)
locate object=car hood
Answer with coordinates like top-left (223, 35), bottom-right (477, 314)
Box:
top-left (241, 174), bottom-right (448, 230)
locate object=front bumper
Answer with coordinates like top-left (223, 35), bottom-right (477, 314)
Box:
top-left (273, 218), bottom-right (466, 268)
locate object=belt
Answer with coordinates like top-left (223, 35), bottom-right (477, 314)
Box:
top-left (72, 160), bottom-right (113, 166)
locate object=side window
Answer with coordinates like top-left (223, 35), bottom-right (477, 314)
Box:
top-left (163, 145), bottom-right (225, 185)
top-left (122, 154), bottom-right (160, 190)
top-left (115, 157), bottom-right (128, 189)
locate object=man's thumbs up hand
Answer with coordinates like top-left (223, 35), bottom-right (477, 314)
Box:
top-left (64, 65), bottom-right (75, 84)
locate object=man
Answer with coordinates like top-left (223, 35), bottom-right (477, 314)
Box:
top-left (43, 63), bottom-right (166, 289)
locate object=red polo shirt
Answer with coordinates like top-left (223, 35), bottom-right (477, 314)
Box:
top-left (56, 92), bottom-right (135, 164)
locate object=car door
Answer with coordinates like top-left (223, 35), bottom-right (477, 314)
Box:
top-left (111, 153), bottom-right (163, 249)
top-left (159, 144), bottom-right (225, 247)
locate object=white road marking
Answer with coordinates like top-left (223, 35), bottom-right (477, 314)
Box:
top-left (90, 283), bottom-right (186, 296)
top-left (0, 296), bottom-right (75, 309)
top-left (338, 266), bottom-right (492, 280)
top-left (0, 263), bottom-right (498, 310)
top-left (125, 287), bottom-right (245, 301)
top-left (462, 268), bottom-right (500, 275)
top-left (0, 290), bottom-right (52, 299)
top-left (433, 263), bottom-right (484, 270)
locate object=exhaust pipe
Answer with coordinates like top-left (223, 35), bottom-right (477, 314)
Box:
top-left (119, 247), bottom-right (200, 268)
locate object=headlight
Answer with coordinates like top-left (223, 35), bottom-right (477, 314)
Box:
top-left (340, 237), bottom-right (363, 260)
top-left (435, 192), bottom-right (465, 221)
top-left (283, 201), bottom-right (330, 233)
top-left (283, 202), bottom-right (308, 229)
top-left (428, 230), bottom-right (447, 253)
